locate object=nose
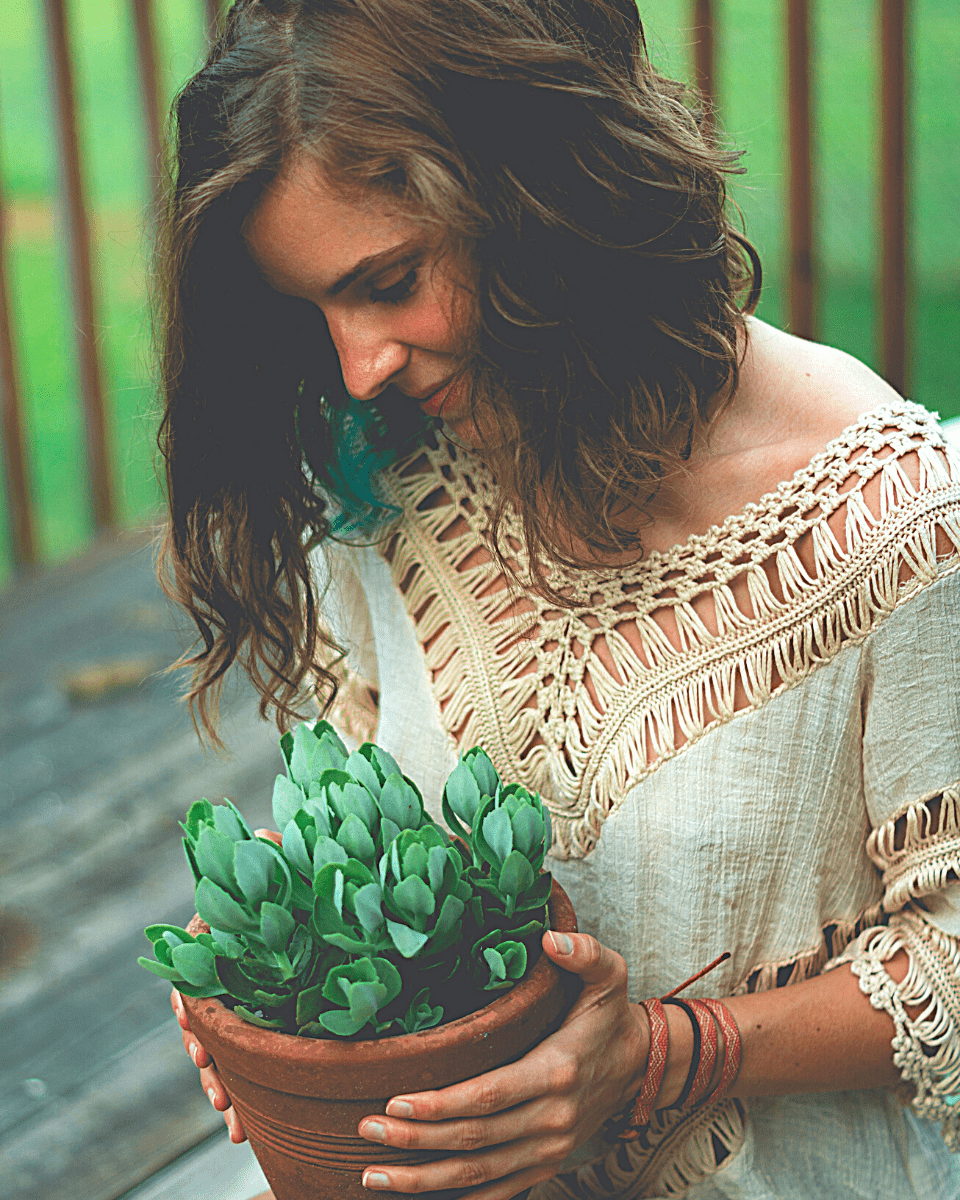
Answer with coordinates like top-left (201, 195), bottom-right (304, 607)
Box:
top-left (326, 314), bottom-right (409, 403)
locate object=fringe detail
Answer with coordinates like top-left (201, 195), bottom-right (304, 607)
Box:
top-left (380, 400), bottom-right (960, 861)
top-left (868, 784), bottom-right (960, 912)
top-left (733, 904), bottom-right (886, 994)
top-left (530, 1101), bottom-right (746, 1200)
top-left (830, 910), bottom-right (960, 1151)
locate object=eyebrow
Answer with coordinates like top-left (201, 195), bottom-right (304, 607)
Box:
top-left (326, 237), bottom-right (423, 296)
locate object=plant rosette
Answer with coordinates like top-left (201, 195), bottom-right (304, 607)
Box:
top-left (140, 721), bottom-right (578, 1198)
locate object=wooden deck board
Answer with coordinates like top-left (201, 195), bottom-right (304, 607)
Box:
top-left (0, 533), bottom-right (284, 1200)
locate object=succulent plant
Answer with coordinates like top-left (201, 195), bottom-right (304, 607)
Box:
top-left (140, 723), bottom-right (554, 1039)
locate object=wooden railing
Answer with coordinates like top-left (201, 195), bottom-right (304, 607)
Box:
top-left (0, 0), bottom-right (914, 574)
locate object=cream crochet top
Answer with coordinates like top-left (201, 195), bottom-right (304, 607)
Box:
top-left (319, 400), bottom-right (960, 1197)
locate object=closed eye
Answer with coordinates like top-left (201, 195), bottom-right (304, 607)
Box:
top-left (370, 267), bottom-right (417, 305)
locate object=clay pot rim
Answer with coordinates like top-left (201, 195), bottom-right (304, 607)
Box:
top-left (182, 879), bottom-right (576, 1070)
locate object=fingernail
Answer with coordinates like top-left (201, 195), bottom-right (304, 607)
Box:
top-left (207, 1087), bottom-right (217, 1106)
top-left (190, 1044), bottom-right (198, 1064)
top-left (362, 1171), bottom-right (390, 1189)
top-left (549, 932), bottom-right (574, 954)
top-left (386, 1099), bottom-right (413, 1118)
top-left (361, 1120), bottom-right (386, 1141)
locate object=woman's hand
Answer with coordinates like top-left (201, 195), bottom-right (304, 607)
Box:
top-left (172, 986), bottom-right (248, 1143)
top-left (171, 827), bottom-right (284, 1143)
top-left (355, 932), bottom-right (648, 1199)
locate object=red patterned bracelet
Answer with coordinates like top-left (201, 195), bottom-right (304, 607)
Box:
top-left (603, 952), bottom-right (741, 1143)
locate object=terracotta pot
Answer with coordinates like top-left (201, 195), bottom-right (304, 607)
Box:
top-left (182, 879), bottom-right (578, 1200)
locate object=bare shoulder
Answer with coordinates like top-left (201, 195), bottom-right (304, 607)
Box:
top-left (738, 317), bottom-right (903, 451)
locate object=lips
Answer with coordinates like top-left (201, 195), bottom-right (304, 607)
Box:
top-left (408, 375), bottom-right (462, 419)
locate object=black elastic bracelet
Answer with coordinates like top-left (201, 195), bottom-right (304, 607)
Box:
top-left (661, 998), bottom-right (701, 1110)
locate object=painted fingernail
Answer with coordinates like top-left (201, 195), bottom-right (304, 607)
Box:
top-left (386, 1099), bottom-right (413, 1118)
top-left (362, 1171), bottom-right (390, 1189)
top-left (207, 1087), bottom-right (217, 1106)
top-left (361, 1121), bottom-right (386, 1141)
top-left (190, 1044), bottom-right (198, 1064)
top-left (549, 932), bottom-right (574, 954)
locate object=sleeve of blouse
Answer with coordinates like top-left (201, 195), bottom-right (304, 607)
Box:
top-left (311, 542), bottom-right (379, 747)
top-left (829, 567), bottom-right (960, 1149)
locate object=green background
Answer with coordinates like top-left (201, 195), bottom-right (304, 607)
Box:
top-left (0, 0), bottom-right (957, 583)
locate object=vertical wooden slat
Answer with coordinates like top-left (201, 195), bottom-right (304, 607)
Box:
top-left (693, 0), bottom-right (716, 109)
top-left (879, 0), bottom-right (909, 393)
top-left (129, 0), bottom-right (165, 201)
top-left (43, 0), bottom-right (114, 532)
top-left (0, 164), bottom-right (37, 567)
top-left (786, 0), bottom-right (816, 340)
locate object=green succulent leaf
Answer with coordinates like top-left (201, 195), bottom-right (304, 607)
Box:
top-left (345, 749), bottom-right (382, 798)
top-left (392, 874), bottom-right (435, 923)
top-left (351, 882), bottom-right (385, 934)
top-left (321, 958), bottom-right (377, 1005)
top-left (180, 799), bottom-right (214, 842)
top-left (336, 812), bottom-right (376, 863)
top-left (144, 923), bottom-right (194, 946)
top-left (210, 928), bottom-right (244, 959)
top-left (233, 1005), bottom-right (286, 1030)
top-left (195, 877), bottom-right (257, 934)
top-left (282, 819), bottom-right (313, 876)
top-left (498, 850), bottom-right (535, 898)
top-left (313, 835), bottom-right (350, 872)
top-left (233, 838), bottom-right (277, 907)
top-left (259, 902), bottom-right (296, 954)
top-left (290, 723), bottom-right (323, 786)
top-left (171, 941), bottom-right (221, 987)
top-left (377, 773), bottom-right (422, 830)
top-left (427, 845), bottom-right (448, 893)
top-left (443, 759), bottom-right (482, 836)
top-left (433, 893), bottom-right (465, 938)
top-left (317, 1008), bottom-right (367, 1036)
top-left (401, 841), bottom-right (430, 883)
top-left (366, 743), bottom-right (402, 783)
top-left (465, 748), bottom-right (500, 798)
top-left (214, 957), bottom-right (261, 1003)
top-left (295, 980), bottom-right (326, 1026)
top-left (369, 956), bottom-right (403, 1007)
top-left (211, 798), bottom-right (253, 842)
top-left (194, 826), bottom-right (237, 896)
top-left (329, 780), bottom-right (380, 832)
top-left (138, 956), bottom-right (183, 981)
top-left (280, 729), bottom-right (294, 769)
top-left (379, 817), bottom-right (401, 852)
top-left (302, 798), bottom-right (333, 838)
top-left (272, 774), bottom-right (306, 831)
top-left (510, 806), bottom-right (544, 859)
top-left (386, 919), bottom-right (430, 958)
top-left (482, 807), bottom-right (513, 865)
top-left (313, 718), bottom-right (349, 755)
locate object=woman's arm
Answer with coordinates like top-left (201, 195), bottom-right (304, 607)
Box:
top-left (342, 934), bottom-right (907, 1199)
top-left (175, 927), bottom-right (911, 1199)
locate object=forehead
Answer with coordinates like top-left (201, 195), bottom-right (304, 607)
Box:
top-left (242, 158), bottom-right (424, 294)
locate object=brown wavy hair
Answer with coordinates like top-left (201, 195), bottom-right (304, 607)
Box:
top-left (157, 0), bottom-right (761, 742)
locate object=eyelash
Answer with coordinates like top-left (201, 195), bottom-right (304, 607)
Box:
top-left (370, 268), bottom-right (418, 305)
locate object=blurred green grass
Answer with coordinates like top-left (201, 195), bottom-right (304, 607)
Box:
top-left (0, 0), bottom-right (957, 583)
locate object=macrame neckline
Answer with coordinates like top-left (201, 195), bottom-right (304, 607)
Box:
top-left (380, 399), bottom-right (960, 858)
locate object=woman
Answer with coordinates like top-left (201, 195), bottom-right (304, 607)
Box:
top-left (164, 1), bottom-right (960, 1196)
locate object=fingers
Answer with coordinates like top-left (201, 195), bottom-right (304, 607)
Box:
top-left (359, 1135), bottom-right (565, 1195)
top-left (181, 1025), bottom-right (214, 1069)
top-left (542, 932), bottom-right (627, 991)
top-left (170, 989), bottom-right (191, 1031)
top-left (359, 1094), bottom-right (570, 1155)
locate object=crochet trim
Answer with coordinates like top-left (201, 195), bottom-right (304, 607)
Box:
top-left (530, 1099), bottom-right (747, 1199)
top-left (868, 783), bottom-right (960, 913)
top-left (381, 400), bottom-right (960, 858)
top-left (832, 911), bottom-right (960, 1150)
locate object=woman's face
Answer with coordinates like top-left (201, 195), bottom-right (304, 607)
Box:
top-left (244, 159), bottom-right (481, 443)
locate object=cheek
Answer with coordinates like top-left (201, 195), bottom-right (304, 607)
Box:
top-left (399, 285), bottom-right (462, 352)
